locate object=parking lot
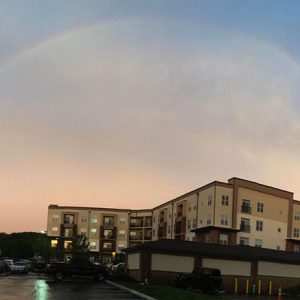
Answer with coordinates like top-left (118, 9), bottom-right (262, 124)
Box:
top-left (0, 274), bottom-right (145, 300)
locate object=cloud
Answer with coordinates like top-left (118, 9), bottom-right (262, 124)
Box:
top-left (1, 20), bottom-right (300, 231)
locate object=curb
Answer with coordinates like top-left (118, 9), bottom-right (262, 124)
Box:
top-left (106, 280), bottom-right (157, 300)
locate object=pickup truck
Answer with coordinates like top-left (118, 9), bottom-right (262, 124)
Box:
top-left (46, 258), bottom-right (109, 281)
top-left (176, 267), bottom-right (222, 293)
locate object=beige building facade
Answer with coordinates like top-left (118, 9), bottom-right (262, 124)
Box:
top-left (47, 177), bottom-right (300, 260)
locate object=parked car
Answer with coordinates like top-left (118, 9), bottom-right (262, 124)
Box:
top-left (110, 262), bottom-right (125, 272)
top-left (0, 261), bottom-right (10, 273)
top-left (10, 261), bottom-right (29, 274)
top-left (46, 258), bottom-right (109, 281)
top-left (3, 259), bottom-right (14, 270)
top-left (176, 267), bottom-right (222, 293)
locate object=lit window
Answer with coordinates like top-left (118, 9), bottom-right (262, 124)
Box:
top-left (52, 227), bottom-right (58, 232)
top-left (103, 242), bottom-right (112, 251)
top-left (90, 228), bottom-right (97, 235)
top-left (51, 240), bottom-right (58, 248)
top-left (104, 229), bottom-right (113, 238)
top-left (117, 244), bottom-right (125, 252)
top-left (89, 241), bottom-right (96, 250)
top-left (103, 216), bottom-right (114, 226)
top-left (80, 228), bottom-right (87, 235)
top-left (64, 240), bottom-right (72, 250)
top-left (91, 216), bottom-right (98, 224)
top-left (119, 230), bottom-right (126, 236)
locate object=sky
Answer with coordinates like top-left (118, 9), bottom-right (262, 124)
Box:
top-left (1, 0), bottom-right (300, 233)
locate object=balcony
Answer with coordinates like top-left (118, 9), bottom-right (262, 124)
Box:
top-left (241, 205), bottom-right (251, 214)
top-left (240, 224), bottom-right (251, 233)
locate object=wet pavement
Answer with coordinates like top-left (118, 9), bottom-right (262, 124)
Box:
top-left (0, 273), bottom-right (143, 300)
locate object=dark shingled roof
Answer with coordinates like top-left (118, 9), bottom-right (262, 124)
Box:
top-left (125, 239), bottom-right (300, 264)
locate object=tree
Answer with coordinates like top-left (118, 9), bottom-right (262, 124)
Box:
top-left (71, 233), bottom-right (90, 259)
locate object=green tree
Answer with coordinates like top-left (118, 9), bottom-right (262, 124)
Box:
top-left (71, 233), bottom-right (90, 259)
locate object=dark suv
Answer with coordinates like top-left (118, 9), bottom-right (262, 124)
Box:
top-left (176, 267), bottom-right (222, 293)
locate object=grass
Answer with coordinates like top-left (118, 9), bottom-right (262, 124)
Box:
top-left (111, 276), bottom-right (220, 300)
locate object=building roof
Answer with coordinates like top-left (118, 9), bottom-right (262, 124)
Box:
top-left (125, 239), bottom-right (300, 264)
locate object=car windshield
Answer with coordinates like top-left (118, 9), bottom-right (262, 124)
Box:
top-left (14, 262), bottom-right (25, 266)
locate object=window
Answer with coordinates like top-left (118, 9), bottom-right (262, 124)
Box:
top-left (188, 206), bottom-right (192, 212)
top-left (257, 202), bottom-right (264, 213)
top-left (103, 242), bottom-right (112, 251)
top-left (89, 241), bottom-right (96, 250)
top-left (278, 228), bottom-right (281, 233)
top-left (192, 218), bottom-right (197, 228)
top-left (168, 225), bottom-right (171, 234)
top-left (117, 244), bottom-right (125, 252)
top-left (193, 205), bottom-right (197, 211)
top-left (207, 219), bottom-right (211, 225)
top-left (119, 230), bottom-right (126, 237)
top-left (103, 216), bottom-right (114, 226)
top-left (64, 214), bottom-right (74, 225)
top-left (221, 195), bottom-right (229, 206)
top-left (119, 217), bottom-right (126, 224)
top-left (187, 219), bottom-right (191, 229)
top-left (256, 220), bottom-right (263, 231)
top-left (64, 240), bottom-right (72, 250)
top-left (276, 246), bottom-right (280, 250)
top-left (208, 195), bottom-right (212, 206)
top-left (90, 228), bottom-right (97, 235)
top-left (240, 218), bottom-right (250, 232)
top-left (153, 229), bottom-right (155, 236)
top-left (221, 214), bottom-right (228, 225)
top-left (294, 245), bottom-right (300, 253)
top-left (52, 214), bottom-right (59, 222)
top-left (64, 228), bottom-right (73, 238)
top-left (241, 200), bottom-right (251, 213)
top-left (153, 216), bottom-right (156, 223)
top-left (81, 216), bottom-right (87, 223)
top-left (51, 240), bottom-right (58, 248)
top-left (239, 237), bottom-right (249, 246)
top-left (295, 212), bottom-right (300, 221)
top-left (219, 234), bottom-right (228, 245)
top-left (255, 239), bottom-right (263, 247)
top-left (293, 228), bottom-right (299, 238)
top-left (104, 229), bottom-right (113, 238)
top-left (52, 227), bottom-right (58, 232)
top-left (91, 216), bottom-right (98, 224)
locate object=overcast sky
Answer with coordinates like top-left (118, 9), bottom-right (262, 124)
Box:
top-left (1, 0), bottom-right (300, 233)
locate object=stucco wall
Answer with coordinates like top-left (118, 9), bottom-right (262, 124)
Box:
top-left (202, 258), bottom-right (251, 276)
top-left (258, 261), bottom-right (300, 278)
top-left (127, 253), bottom-right (140, 270)
top-left (151, 254), bottom-right (194, 272)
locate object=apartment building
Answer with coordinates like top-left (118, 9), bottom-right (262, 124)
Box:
top-left (47, 177), bottom-right (300, 260)
top-left (47, 205), bottom-right (152, 261)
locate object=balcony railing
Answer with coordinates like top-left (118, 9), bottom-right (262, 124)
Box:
top-left (240, 224), bottom-right (251, 233)
top-left (241, 205), bottom-right (251, 214)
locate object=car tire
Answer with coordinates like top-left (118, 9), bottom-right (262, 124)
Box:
top-left (96, 271), bottom-right (105, 281)
top-left (55, 271), bottom-right (64, 281)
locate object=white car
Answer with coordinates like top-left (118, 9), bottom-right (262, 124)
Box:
top-left (110, 262), bottom-right (125, 272)
top-left (10, 261), bottom-right (28, 274)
